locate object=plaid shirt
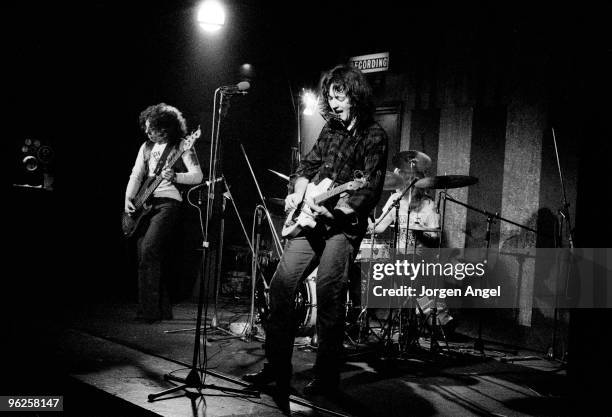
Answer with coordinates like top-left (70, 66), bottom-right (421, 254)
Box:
top-left (295, 118), bottom-right (388, 224)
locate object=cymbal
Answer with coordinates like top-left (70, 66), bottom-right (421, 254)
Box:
top-left (392, 150), bottom-right (432, 172)
top-left (383, 171), bottom-right (406, 190)
top-left (268, 169), bottom-right (290, 181)
top-left (415, 175), bottom-right (478, 189)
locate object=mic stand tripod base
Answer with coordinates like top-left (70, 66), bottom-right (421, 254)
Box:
top-left (147, 368), bottom-right (260, 402)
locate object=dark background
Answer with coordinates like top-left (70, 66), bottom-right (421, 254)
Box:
top-left (5, 0), bottom-right (612, 408)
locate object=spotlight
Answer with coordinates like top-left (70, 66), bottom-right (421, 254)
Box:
top-left (197, 0), bottom-right (226, 33)
top-left (301, 90), bottom-right (318, 116)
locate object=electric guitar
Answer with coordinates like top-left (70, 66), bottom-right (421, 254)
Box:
top-left (281, 177), bottom-right (367, 238)
top-left (121, 128), bottom-right (201, 238)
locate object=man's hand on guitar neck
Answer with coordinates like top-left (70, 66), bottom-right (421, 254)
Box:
top-left (161, 168), bottom-right (177, 183)
top-left (125, 198), bottom-right (136, 214)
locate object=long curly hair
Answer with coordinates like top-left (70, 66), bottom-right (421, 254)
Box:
top-left (319, 65), bottom-right (374, 132)
top-left (138, 103), bottom-right (187, 144)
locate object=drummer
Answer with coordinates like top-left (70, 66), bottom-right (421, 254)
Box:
top-left (368, 168), bottom-right (440, 251)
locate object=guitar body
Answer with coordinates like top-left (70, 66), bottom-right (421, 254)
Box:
top-left (121, 203), bottom-right (152, 238)
top-left (282, 180), bottom-right (332, 238)
top-left (282, 177), bottom-right (366, 238)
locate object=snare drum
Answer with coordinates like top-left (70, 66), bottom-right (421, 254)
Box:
top-left (356, 238), bottom-right (390, 261)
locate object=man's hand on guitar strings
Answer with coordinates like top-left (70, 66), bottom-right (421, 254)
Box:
top-left (285, 193), bottom-right (303, 211)
top-left (305, 197), bottom-right (334, 220)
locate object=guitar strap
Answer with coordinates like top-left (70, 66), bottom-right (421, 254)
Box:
top-left (150, 141), bottom-right (176, 176)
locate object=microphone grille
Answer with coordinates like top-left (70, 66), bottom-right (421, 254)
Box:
top-left (237, 81), bottom-right (250, 91)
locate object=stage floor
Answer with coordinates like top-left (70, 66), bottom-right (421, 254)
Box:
top-left (13, 296), bottom-right (572, 417)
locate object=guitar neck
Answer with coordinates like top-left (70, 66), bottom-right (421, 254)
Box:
top-left (313, 181), bottom-right (355, 205)
top-left (134, 147), bottom-right (183, 209)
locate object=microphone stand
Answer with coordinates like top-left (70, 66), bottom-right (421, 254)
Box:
top-left (549, 127), bottom-right (573, 362)
top-left (148, 88), bottom-right (258, 402)
top-left (441, 192), bottom-right (539, 355)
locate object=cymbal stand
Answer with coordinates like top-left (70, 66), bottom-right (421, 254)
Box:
top-left (239, 143), bottom-right (284, 258)
top-left (352, 228), bottom-right (384, 346)
top-left (371, 180), bottom-right (418, 355)
top-left (242, 205), bottom-right (265, 342)
top-left (238, 144), bottom-right (285, 343)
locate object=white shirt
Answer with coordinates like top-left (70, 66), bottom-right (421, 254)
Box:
top-left (125, 141), bottom-right (203, 202)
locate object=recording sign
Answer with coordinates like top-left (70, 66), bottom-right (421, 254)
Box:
top-left (349, 52), bottom-right (389, 73)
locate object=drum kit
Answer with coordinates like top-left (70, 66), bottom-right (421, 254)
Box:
top-left (264, 150), bottom-right (480, 354)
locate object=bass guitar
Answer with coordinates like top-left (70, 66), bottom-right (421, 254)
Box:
top-left (121, 128), bottom-right (201, 238)
top-left (281, 176), bottom-right (367, 238)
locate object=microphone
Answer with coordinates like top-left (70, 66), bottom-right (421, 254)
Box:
top-left (220, 81), bottom-right (250, 95)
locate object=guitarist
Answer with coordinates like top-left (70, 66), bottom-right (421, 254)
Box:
top-left (243, 65), bottom-right (388, 405)
top-left (124, 103), bottom-right (203, 323)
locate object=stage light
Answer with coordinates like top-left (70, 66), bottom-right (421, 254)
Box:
top-left (197, 0), bottom-right (226, 33)
top-left (301, 90), bottom-right (318, 116)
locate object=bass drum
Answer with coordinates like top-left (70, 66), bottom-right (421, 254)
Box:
top-left (295, 268), bottom-right (317, 336)
top-left (255, 267), bottom-right (318, 337)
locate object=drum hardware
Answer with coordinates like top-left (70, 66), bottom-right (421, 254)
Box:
top-left (241, 144), bottom-right (284, 258)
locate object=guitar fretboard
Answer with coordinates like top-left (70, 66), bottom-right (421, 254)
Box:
top-left (313, 181), bottom-right (358, 205)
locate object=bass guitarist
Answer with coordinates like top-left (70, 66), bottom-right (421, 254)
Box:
top-left (124, 103), bottom-right (203, 323)
top-left (243, 65), bottom-right (387, 407)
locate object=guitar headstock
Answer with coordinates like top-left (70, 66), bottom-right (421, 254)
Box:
top-left (180, 126), bottom-right (201, 152)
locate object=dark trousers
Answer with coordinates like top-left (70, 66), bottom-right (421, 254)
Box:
top-left (265, 231), bottom-right (359, 385)
top-left (136, 198), bottom-right (180, 320)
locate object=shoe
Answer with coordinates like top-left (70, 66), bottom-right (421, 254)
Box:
top-left (302, 377), bottom-right (339, 396)
top-left (242, 366), bottom-right (275, 386)
top-left (272, 385), bottom-right (291, 415)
